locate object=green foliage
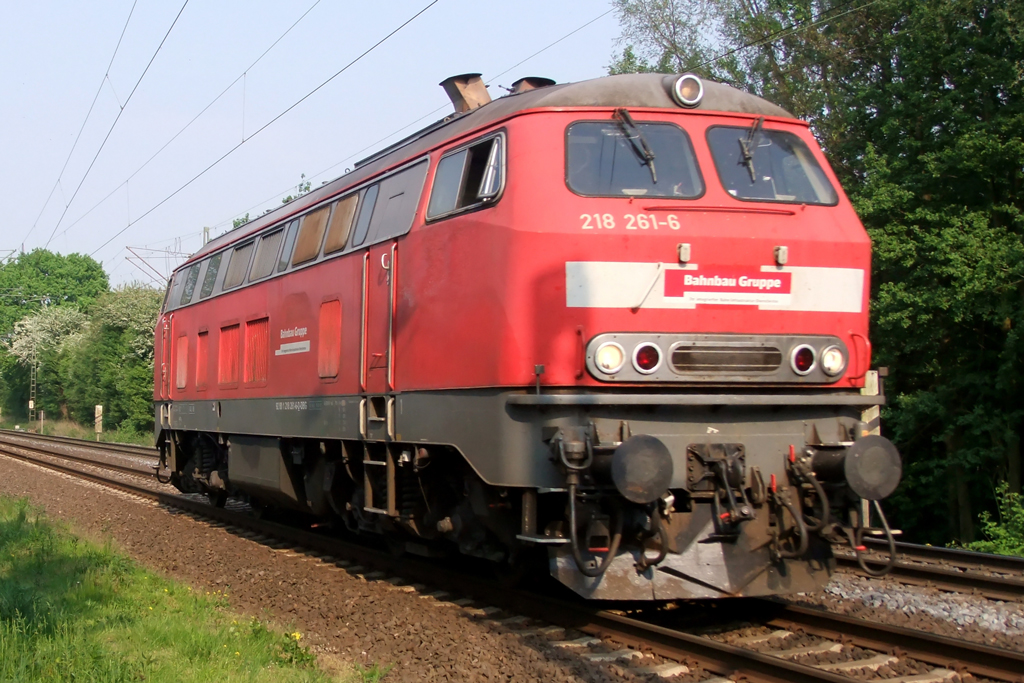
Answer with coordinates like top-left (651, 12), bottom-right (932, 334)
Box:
top-left (60, 285), bottom-right (163, 433)
top-left (0, 250), bottom-right (108, 420)
top-left (0, 495), bottom-right (330, 683)
top-left (233, 213), bottom-right (251, 229)
top-left (281, 174), bottom-right (312, 204)
top-left (0, 257), bottom-right (161, 433)
top-left (961, 483), bottom-right (1024, 557)
top-left (610, 0), bottom-right (1024, 543)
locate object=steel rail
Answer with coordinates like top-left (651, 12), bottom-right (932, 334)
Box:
top-left (3, 442), bottom-right (1024, 683)
top-left (767, 604), bottom-right (1024, 683)
top-left (836, 553), bottom-right (1024, 602)
top-left (864, 537), bottom-right (1024, 573)
top-left (0, 438), bottom-right (159, 478)
top-left (0, 428), bottom-right (157, 458)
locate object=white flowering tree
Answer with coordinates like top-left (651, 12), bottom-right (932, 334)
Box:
top-left (6, 305), bottom-right (89, 364)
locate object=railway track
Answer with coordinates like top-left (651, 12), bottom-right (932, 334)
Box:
top-left (1, 433), bottom-right (1022, 683)
top-left (836, 540), bottom-right (1024, 602)
top-left (0, 430), bottom-right (159, 478)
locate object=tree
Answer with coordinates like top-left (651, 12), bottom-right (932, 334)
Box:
top-left (280, 173), bottom-right (311, 204)
top-left (610, 0), bottom-right (1024, 544)
top-left (0, 249), bottom-right (108, 419)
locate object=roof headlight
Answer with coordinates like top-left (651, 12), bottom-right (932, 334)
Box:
top-left (671, 74), bottom-right (704, 108)
top-left (821, 345), bottom-right (846, 376)
top-left (595, 342), bottom-right (626, 374)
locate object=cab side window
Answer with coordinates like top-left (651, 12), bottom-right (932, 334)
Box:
top-left (427, 135), bottom-right (504, 220)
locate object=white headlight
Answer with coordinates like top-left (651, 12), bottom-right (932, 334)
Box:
top-left (821, 346), bottom-right (846, 376)
top-left (671, 74), bottom-right (704, 107)
top-left (595, 342), bottom-right (625, 374)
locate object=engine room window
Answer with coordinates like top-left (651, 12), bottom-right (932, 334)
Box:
top-left (292, 205), bottom-right (331, 266)
top-left (249, 228), bottom-right (284, 282)
top-left (566, 121), bottom-right (703, 198)
top-left (351, 184), bottom-right (380, 247)
top-left (277, 220), bottom-right (298, 273)
top-left (178, 263), bottom-right (200, 305)
top-left (223, 242), bottom-right (254, 290)
top-left (175, 335), bottom-right (188, 390)
top-left (427, 136), bottom-right (504, 220)
top-left (199, 253), bottom-right (222, 299)
top-left (324, 195), bottom-right (358, 255)
top-left (707, 126), bottom-right (838, 205)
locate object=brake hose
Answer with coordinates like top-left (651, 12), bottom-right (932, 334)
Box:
top-left (568, 483), bottom-right (623, 578)
top-left (852, 500), bottom-right (897, 577)
top-left (777, 490), bottom-right (809, 558)
top-left (803, 470), bottom-right (830, 532)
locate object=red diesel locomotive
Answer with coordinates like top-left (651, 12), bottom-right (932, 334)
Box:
top-left (155, 72), bottom-right (902, 600)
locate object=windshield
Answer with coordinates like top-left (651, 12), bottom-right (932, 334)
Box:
top-left (566, 121), bottom-right (703, 198)
top-left (707, 126), bottom-right (838, 205)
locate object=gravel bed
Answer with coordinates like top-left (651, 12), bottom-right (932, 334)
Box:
top-left (787, 571), bottom-right (1024, 651)
top-left (0, 454), bottom-right (665, 682)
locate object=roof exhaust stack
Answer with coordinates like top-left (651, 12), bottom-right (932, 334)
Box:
top-left (511, 76), bottom-right (555, 94)
top-left (440, 73), bottom-right (491, 113)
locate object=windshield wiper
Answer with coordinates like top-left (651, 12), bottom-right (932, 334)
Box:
top-left (614, 108), bottom-right (657, 183)
top-left (738, 116), bottom-right (764, 182)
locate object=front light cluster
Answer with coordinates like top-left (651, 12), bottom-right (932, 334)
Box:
top-left (596, 341), bottom-right (664, 375)
top-left (789, 343), bottom-right (846, 377)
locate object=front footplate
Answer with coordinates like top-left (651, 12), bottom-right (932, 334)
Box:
top-left (550, 504), bottom-right (834, 600)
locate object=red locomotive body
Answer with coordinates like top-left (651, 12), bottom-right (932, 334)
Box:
top-left (156, 73), bottom-right (900, 600)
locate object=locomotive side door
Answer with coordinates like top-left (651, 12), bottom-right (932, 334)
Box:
top-left (362, 241), bottom-right (396, 437)
top-left (159, 313), bottom-right (173, 400)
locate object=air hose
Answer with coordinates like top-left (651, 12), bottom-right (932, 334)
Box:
top-left (851, 500), bottom-right (897, 577)
top-left (776, 489), bottom-right (810, 559)
top-left (568, 483), bottom-right (623, 578)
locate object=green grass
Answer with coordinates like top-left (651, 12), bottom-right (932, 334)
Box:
top-left (0, 418), bottom-right (154, 447)
top-left (0, 495), bottom-right (385, 682)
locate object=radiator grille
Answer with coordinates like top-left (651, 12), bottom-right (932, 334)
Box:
top-left (670, 345), bottom-right (782, 374)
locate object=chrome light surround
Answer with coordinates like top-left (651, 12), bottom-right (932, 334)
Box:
top-left (671, 74), bottom-right (704, 108)
top-left (820, 345), bottom-right (846, 376)
top-left (790, 344), bottom-right (817, 376)
top-left (632, 342), bottom-right (664, 375)
top-left (595, 341), bottom-right (626, 374)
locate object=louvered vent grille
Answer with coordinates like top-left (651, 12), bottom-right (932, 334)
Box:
top-left (218, 324), bottom-right (240, 385)
top-left (670, 345), bottom-right (782, 374)
top-left (245, 318), bottom-right (269, 383)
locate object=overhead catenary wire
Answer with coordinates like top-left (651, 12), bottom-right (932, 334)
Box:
top-left (43, 0), bottom-right (192, 250)
top-left (200, 7), bottom-right (618, 236)
top-left (50, 0), bottom-right (325, 246)
top-left (22, 0), bottom-right (140, 247)
top-left (89, 0), bottom-right (441, 259)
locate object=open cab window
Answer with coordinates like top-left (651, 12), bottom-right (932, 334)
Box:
top-left (427, 134), bottom-right (504, 220)
top-left (566, 121), bottom-right (704, 198)
top-left (707, 125), bottom-right (838, 205)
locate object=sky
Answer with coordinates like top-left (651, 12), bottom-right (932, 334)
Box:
top-left (0, 0), bottom-right (624, 286)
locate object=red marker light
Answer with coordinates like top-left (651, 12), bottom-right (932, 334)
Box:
top-left (789, 445), bottom-right (796, 463)
top-left (632, 343), bottom-right (662, 374)
top-left (791, 345), bottom-right (816, 375)
top-left (770, 474), bottom-right (777, 492)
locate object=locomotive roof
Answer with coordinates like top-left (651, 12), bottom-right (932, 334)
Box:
top-left (186, 73), bottom-right (793, 266)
